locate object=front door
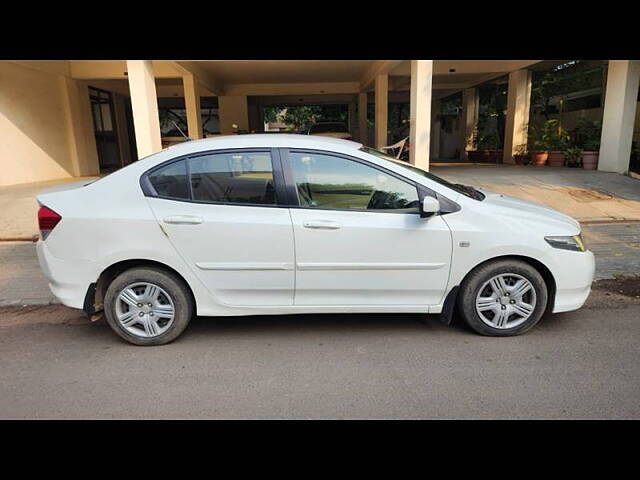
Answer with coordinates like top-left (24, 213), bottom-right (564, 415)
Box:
top-left (89, 87), bottom-right (121, 172)
top-left (145, 149), bottom-right (294, 306)
top-left (283, 150), bottom-right (452, 306)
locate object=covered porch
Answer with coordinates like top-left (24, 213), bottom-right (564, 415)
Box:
top-left (2, 59), bottom-right (639, 188)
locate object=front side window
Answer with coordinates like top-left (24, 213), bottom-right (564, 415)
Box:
top-left (189, 152), bottom-right (276, 205)
top-left (289, 152), bottom-right (419, 212)
top-left (148, 159), bottom-right (190, 199)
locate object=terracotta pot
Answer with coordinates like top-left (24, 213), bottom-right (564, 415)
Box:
top-left (548, 151), bottom-right (565, 167)
top-left (582, 151), bottom-right (599, 170)
top-left (531, 151), bottom-right (549, 166)
top-left (514, 154), bottom-right (528, 165)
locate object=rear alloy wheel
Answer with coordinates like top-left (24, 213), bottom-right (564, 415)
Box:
top-left (457, 260), bottom-right (548, 336)
top-left (104, 267), bottom-right (193, 346)
top-left (115, 282), bottom-right (176, 338)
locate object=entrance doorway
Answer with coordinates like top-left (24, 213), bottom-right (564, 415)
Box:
top-left (89, 87), bottom-right (121, 173)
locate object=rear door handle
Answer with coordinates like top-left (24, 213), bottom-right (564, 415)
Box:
top-left (163, 215), bottom-right (203, 225)
top-left (303, 221), bottom-right (341, 230)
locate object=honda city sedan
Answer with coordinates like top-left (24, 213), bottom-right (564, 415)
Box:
top-left (36, 135), bottom-right (595, 345)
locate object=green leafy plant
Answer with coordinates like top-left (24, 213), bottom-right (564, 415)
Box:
top-left (477, 131), bottom-right (500, 150)
top-left (564, 147), bottom-right (583, 167)
top-left (571, 118), bottom-right (601, 151)
top-left (546, 119), bottom-right (571, 151)
top-left (528, 119), bottom-right (570, 152)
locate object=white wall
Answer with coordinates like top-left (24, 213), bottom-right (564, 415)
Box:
top-left (0, 62), bottom-right (99, 186)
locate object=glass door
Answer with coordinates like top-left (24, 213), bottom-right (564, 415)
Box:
top-left (89, 87), bottom-right (121, 173)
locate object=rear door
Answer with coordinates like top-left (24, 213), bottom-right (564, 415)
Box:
top-left (144, 148), bottom-right (295, 306)
top-left (282, 149), bottom-right (453, 307)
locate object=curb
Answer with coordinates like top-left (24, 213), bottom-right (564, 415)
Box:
top-left (0, 298), bottom-right (61, 308)
top-left (580, 219), bottom-right (640, 226)
top-left (0, 235), bottom-right (38, 243)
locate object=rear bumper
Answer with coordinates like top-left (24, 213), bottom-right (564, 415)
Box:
top-left (36, 240), bottom-right (98, 310)
top-left (551, 250), bottom-right (595, 313)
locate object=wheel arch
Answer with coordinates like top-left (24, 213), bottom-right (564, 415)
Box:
top-left (441, 254), bottom-right (557, 324)
top-left (84, 259), bottom-right (197, 317)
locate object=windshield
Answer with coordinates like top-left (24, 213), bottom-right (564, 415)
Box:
top-left (360, 147), bottom-right (485, 201)
top-left (309, 123), bottom-right (348, 133)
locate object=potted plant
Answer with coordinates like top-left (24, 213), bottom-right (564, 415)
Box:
top-left (513, 144), bottom-right (529, 165)
top-left (572, 119), bottom-right (601, 170)
top-left (564, 147), bottom-right (582, 168)
top-left (546, 120), bottom-right (571, 167)
top-left (527, 123), bottom-right (550, 166)
top-left (581, 138), bottom-right (600, 170)
top-left (468, 131), bottom-right (501, 163)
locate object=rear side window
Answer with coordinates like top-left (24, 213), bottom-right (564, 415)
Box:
top-left (148, 159), bottom-right (189, 199)
top-left (189, 152), bottom-right (276, 205)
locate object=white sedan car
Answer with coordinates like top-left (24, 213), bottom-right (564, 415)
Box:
top-left (36, 135), bottom-right (594, 345)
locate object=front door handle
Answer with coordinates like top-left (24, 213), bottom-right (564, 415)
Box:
top-left (303, 220), bottom-right (341, 230)
top-left (163, 215), bottom-right (203, 225)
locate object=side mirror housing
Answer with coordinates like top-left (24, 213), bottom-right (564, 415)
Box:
top-left (420, 196), bottom-right (440, 218)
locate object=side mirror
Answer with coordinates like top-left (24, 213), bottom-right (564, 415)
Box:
top-left (420, 196), bottom-right (440, 218)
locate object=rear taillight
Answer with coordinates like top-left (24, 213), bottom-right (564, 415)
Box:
top-left (38, 206), bottom-right (62, 240)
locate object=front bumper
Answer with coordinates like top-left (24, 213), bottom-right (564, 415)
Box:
top-left (36, 240), bottom-right (98, 309)
top-left (551, 249), bottom-right (595, 313)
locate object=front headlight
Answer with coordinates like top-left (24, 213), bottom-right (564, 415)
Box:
top-left (544, 234), bottom-right (586, 252)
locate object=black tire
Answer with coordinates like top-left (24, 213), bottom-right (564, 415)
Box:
top-left (104, 267), bottom-right (193, 346)
top-left (457, 259), bottom-right (548, 337)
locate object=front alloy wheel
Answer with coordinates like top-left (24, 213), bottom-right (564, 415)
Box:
top-left (457, 259), bottom-right (548, 336)
top-left (475, 274), bottom-right (537, 329)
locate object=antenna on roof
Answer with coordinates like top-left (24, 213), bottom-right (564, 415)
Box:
top-left (172, 121), bottom-right (192, 141)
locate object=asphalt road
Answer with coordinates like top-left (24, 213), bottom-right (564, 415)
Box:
top-left (1, 293), bottom-right (639, 419)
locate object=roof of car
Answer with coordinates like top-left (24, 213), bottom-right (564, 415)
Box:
top-left (163, 134), bottom-right (362, 156)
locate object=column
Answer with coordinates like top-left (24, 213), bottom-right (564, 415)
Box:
top-left (126, 60), bottom-right (162, 158)
top-left (375, 74), bottom-right (388, 149)
top-left (409, 60), bottom-right (433, 170)
top-left (502, 69), bottom-right (532, 164)
top-left (218, 95), bottom-right (249, 135)
top-left (599, 60), bottom-right (640, 173)
top-left (183, 73), bottom-right (202, 139)
top-left (460, 87), bottom-right (479, 160)
top-left (358, 92), bottom-right (368, 145)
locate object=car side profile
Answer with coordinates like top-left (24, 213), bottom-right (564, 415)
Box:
top-left (36, 134), bottom-right (595, 345)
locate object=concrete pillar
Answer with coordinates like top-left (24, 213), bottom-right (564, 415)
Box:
top-left (218, 95), bottom-right (249, 135)
top-left (599, 60), bottom-right (640, 173)
top-left (358, 92), bottom-right (368, 145)
top-left (409, 60), bottom-right (433, 170)
top-left (431, 98), bottom-right (441, 161)
top-left (375, 74), bottom-right (388, 149)
top-left (348, 100), bottom-right (357, 139)
top-left (126, 60), bottom-right (162, 158)
top-left (60, 77), bottom-right (99, 176)
top-left (460, 88), bottom-right (479, 160)
top-left (183, 73), bottom-right (202, 139)
top-left (503, 69), bottom-right (532, 164)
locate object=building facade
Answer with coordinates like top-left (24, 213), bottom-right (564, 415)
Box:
top-left (1, 60), bottom-right (639, 187)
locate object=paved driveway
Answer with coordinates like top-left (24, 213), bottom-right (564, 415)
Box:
top-left (433, 163), bottom-right (640, 222)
